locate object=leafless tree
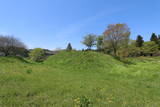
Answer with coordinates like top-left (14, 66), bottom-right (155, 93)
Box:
top-left (0, 35), bottom-right (27, 56)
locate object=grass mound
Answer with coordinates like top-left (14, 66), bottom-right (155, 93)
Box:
top-left (44, 51), bottom-right (123, 71)
top-left (0, 56), bottom-right (29, 64)
top-left (1, 52), bottom-right (160, 106)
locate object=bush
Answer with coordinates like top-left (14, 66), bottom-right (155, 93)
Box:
top-left (128, 46), bottom-right (141, 57)
top-left (117, 48), bottom-right (129, 58)
top-left (141, 41), bottom-right (159, 56)
top-left (25, 69), bottom-right (32, 74)
top-left (29, 48), bottom-right (45, 62)
top-left (128, 41), bottom-right (159, 57)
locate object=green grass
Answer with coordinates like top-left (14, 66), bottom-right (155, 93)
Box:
top-left (45, 51), bottom-right (123, 72)
top-left (0, 51), bottom-right (160, 107)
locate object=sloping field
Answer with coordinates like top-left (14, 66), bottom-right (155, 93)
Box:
top-left (45, 51), bottom-right (124, 72)
top-left (0, 52), bottom-right (160, 106)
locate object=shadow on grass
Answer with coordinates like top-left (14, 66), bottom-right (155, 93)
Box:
top-left (1, 56), bottom-right (32, 64)
top-left (112, 56), bottom-right (136, 65)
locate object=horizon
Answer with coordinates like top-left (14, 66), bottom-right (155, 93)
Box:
top-left (0, 0), bottom-right (159, 50)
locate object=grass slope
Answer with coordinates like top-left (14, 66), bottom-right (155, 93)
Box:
top-left (0, 52), bottom-right (160, 106)
top-left (45, 51), bottom-right (123, 72)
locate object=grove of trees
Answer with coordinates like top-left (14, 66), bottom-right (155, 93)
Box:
top-left (81, 23), bottom-right (160, 57)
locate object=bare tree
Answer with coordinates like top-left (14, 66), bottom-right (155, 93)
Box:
top-left (0, 35), bottom-right (27, 56)
top-left (103, 23), bottom-right (130, 56)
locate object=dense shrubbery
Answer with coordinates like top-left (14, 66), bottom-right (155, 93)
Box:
top-left (29, 48), bottom-right (45, 62)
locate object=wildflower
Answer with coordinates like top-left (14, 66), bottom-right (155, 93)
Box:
top-left (108, 100), bottom-right (112, 103)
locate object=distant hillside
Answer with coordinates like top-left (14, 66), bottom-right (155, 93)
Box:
top-left (44, 51), bottom-right (124, 71)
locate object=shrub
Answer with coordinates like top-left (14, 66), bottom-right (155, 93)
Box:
top-left (29, 48), bottom-right (45, 62)
top-left (142, 41), bottom-right (159, 56)
top-left (128, 45), bottom-right (141, 57)
top-left (25, 69), bottom-right (32, 74)
top-left (128, 41), bottom-right (159, 57)
top-left (117, 48), bottom-right (129, 58)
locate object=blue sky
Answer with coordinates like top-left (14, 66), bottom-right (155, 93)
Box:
top-left (0, 0), bottom-right (159, 50)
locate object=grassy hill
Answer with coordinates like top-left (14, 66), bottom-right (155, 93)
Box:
top-left (45, 51), bottom-right (124, 72)
top-left (0, 52), bottom-right (160, 106)
top-left (0, 56), bottom-right (28, 64)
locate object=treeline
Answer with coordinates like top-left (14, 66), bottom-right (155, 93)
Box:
top-left (0, 23), bottom-right (160, 62)
top-left (80, 23), bottom-right (160, 58)
top-left (129, 33), bottom-right (160, 57)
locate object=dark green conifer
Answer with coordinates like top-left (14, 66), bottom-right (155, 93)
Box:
top-left (136, 35), bottom-right (144, 47)
top-left (66, 43), bottom-right (72, 51)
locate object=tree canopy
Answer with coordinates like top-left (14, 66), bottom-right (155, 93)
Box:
top-left (103, 23), bottom-right (130, 55)
top-left (150, 33), bottom-right (158, 43)
top-left (96, 35), bottom-right (104, 51)
top-left (136, 35), bottom-right (144, 47)
top-left (81, 34), bottom-right (96, 50)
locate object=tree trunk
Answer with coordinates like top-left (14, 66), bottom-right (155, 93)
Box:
top-left (113, 48), bottom-right (117, 56)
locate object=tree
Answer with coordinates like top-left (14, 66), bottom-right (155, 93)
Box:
top-left (158, 35), bottom-right (160, 40)
top-left (29, 48), bottom-right (45, 62)
top-left (135, 35), bottom-right (144, 47)
top-left (66, 43), bottom-right (72, 51)
top-left (96, 35), bottom-right (104, 51)
top-left (103, 23), bottom-right (130, 56)
top-left (157, 35), bottom-right (160, 50)
top-left (150, 33), bottom-right (158, 43)
top-left (81, 34), bottom-right (96, 50)
top-left (0, 35), bottom-right (27, 56)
